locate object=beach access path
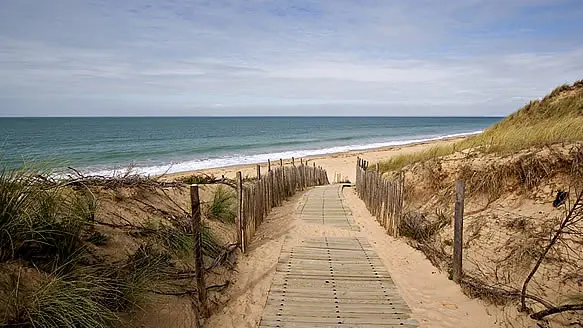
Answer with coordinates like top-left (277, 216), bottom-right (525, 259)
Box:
top-left (207, 185), bottom-right (497, 328)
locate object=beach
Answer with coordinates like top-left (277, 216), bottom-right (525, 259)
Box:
top-left (0, 117), bottom-right (497, 176)
top-left (203, 134), bottom-right (499, 328)
top-left (166, 135), bottom-right (463, 183)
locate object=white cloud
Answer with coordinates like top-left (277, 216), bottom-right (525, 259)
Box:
top-left (0, 0), bottom-right (582, 116)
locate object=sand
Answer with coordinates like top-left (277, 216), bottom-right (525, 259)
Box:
top-left (205, 185), bottom-right (498, 327)
top-left (166, 136), bottom-right (463, 184)
top-left (163, 136), bottom-right (498, 327)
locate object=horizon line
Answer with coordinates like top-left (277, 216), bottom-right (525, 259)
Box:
top-left (0, 115), bottom-right (506, 118)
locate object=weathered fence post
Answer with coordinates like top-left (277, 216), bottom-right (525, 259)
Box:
top-left (453, 180), bottom-right (465, 283)
top-left (268, 159), bottom-right (271, 172)
top-left (190, 184), bottom-right (207, 317)
top-left (236, 171), bottom-right (246, 253)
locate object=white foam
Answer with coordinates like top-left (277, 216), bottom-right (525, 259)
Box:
top-left (86, 130), bottom-right (482, 177)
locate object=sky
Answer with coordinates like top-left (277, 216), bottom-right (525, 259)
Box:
top-left (0, 0), bottom-right (582, 117)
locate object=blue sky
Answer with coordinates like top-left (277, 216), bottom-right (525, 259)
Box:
top-left (0, 0), bottom-right (582, 116)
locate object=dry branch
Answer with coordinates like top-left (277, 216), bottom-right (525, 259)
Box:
top-left (530, 303), bottom-right (583, 320)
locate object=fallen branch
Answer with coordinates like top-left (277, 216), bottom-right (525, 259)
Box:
top-left (206, 243), bottom-right (239, 271)
top-left (461, 275), bottom-right (555, 309)
top-left (520, 189), bottom-right (583, 311)
top-left (531, 303), bottom-right (583, 320)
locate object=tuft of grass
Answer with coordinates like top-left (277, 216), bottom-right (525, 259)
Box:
top-left (0, 166), bottom-right (96, 268)
top-left (0, 265), bottom-right (120, 328)
top-left (379, 79), bottom-right (583, 173)
top-left (205, 185), bottom-right (236, 224)
top-left (153, 219), bottom-right (223, 259)
top-left (112, 244), bottom-right (171, 311)
top-left (25, 271), bottom-right (120, 328)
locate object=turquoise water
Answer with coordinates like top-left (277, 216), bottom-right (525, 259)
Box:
top-left (0, 117), bottom-right (500, 175)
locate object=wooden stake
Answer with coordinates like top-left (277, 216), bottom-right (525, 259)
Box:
top-left (453, 180), bottom-right (465, 283)
top-left (190, 184), bottom-right (207, 317)
top-left (236, 172), bottom-right (244, 252)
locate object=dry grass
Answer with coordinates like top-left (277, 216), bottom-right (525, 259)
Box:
top-left (0, 166), bottom-right (230, 327)
top-left (399, 210), bottom-right (449, 243)
top-left (379, 144), bottom-right (456, 173)
top-left (379, 80), bottom-right (583, 173)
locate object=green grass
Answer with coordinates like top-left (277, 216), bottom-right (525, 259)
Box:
top-left (378, 144), bottom-right (457, 173)
top-left (154, 222), bottom-right (222, 259)
top-left (379, 80), bottom-right (583, 173)
top-left (205, 185), bottom-right (236, 224)
top-left (0, 166), bottom-right (96, 268)
top-left (1, 165), bottom-right (226, 327)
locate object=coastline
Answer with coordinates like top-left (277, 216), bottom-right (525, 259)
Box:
top-left (166, 135), bottom-right (467, 183)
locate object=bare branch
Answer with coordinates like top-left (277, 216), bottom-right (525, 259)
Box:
top-left (530, 303), bottom-right (583, 320)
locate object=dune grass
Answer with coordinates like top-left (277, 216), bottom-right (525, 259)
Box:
top-left (379, 143), bottom-right (457, 173)
top-left (0, 166), bottom-right (96, 267)
top-left (0, 165), bottom-right (226, 327)
top-left (379, 80), bottom-right (583, 173)
top-left (205, 185), bottom-right (236, 224)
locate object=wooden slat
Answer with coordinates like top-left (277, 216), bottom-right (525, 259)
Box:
top-left (259, 236), bottom-right (417, 327)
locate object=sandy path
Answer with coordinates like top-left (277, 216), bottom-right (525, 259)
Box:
top-left (207, 185), bottom-right (497, 328)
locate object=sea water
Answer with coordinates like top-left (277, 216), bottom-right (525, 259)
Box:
top-left (0, 117), bottom-right (500, 175)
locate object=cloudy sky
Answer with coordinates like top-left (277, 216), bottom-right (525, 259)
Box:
top-left (0, 0), bottom-right (582, 116)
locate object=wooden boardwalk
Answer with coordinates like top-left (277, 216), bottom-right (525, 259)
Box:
top-left (298, 185), bottom-right (359, 231)
top-left (260, 185), bottom-right (417, 328)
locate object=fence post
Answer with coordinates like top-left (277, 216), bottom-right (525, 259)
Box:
top-left (453, 180), bottom-right (465, 283)
top-left (236, 171), bottom-right (245, 253)
top-left (190, 184), bottom-right (207, 317)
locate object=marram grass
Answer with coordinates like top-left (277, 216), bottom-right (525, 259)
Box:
top-left (379, 80), bottom-right (583, 173)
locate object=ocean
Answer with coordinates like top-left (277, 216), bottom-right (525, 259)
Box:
top-left (0, 117), bottom-right (501, 175)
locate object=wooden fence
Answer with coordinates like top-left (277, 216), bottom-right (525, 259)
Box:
top-left (236, 160), bottom-right (329, 252)
top-left (355, 157), bottom-right (405, 237)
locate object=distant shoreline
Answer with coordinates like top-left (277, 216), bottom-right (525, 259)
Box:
top-left (166, 134), bottom-right (469, 182)
top-left (3, 116), bottom-right (496, 176)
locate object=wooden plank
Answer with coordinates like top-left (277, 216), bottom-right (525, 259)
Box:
top-left (260, 235), bottom-right (417, 327)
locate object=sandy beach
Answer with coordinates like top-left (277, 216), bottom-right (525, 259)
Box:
top-left (196, 134), bottom-right (500, 328)
top-left (167, 136), bottom-right (463, 183)
top-left (206, 183), bottom-right (497, 328)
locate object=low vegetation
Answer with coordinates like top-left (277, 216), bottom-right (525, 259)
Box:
top-left (205, 185), bottom-right (236, 224)
top-left (0, 166), bottom-right (233, 327)
top-left (379, 79), bottom-right (583, 173)
top-left (377, 80), bottom-right (583, 325)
